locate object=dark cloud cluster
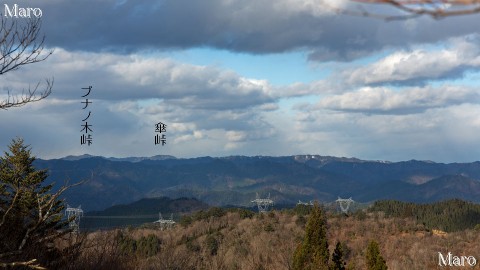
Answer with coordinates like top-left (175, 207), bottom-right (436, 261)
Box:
top-left (21, 0), bottom-right (479, 61)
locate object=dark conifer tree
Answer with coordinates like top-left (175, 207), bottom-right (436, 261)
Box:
top-left (0, 138), bottom-right (70, 268)
top-left (331, 241), bottom-right (346, 270)
top-left (365, 240), bottom-right (388, 270)
top-left (293, 202), bottom-right (329, 270)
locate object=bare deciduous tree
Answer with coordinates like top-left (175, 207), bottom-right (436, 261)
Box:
top-left (0, 16), bottom-right (53, 110)
top-left (327, 0), bottom-right (480, 20)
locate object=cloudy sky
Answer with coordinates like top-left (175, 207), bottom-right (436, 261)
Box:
top-left (1, 0), bottom-right (480, 162)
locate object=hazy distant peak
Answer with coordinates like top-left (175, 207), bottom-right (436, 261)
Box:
top-left (293, 154), bottom-right (363, 163)
top-left (58, 154), bottom-right (176, 162)
top-left (61, 154), bottom-right (100, 161)
top-left (105, 155), bottom-right (177, 162)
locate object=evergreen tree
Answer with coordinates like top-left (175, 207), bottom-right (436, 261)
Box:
top-left (136, 234), bottom-right (161, 257)
top-left (0, 138), bottom-right (71, 268)
top-left (292, 202), bottom-right (329, 270)
top-left (331, 241), bottom-right (346, 270)
top-left (370, 199), bottom-right (480, 232)
top-left (205, 234), bottom-right (219, 255)
top-left (365, 240), bottom-right (388, 270)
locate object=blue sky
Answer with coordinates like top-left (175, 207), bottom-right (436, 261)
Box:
top-left (166, 48), bottom-right (333, 87)
top-left (1, 0), bottom-right (480, 162)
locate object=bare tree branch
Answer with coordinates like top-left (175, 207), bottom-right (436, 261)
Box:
top-left (0, 79), bottom-right (53, 110)
top-left (326, 0), bottom-right (480, 20)
top-left (0, 187), bottom-right (20, 227)
top-left (0, 258), bottom-right (46, 270)
top-left (16, 181), bottom-right (84, 252)
top-left (0, 16), bottom-right (53, 110)
top-left (0, 17), bottom-right (51, 75)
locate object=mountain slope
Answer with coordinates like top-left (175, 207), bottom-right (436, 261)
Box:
top-left (34, 155), bottom-right (480, 211)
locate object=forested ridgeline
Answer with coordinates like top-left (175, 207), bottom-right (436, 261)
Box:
top-left (369, 199), bottom-right (480, 232)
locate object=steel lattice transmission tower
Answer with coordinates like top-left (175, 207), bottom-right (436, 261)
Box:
top-left (336, 197), bottom-right (354, 214)
top-left (297, 200), bottom-right (314, 206)
top-left (153, 212), bottom-right (176, 230)
top-left (251, 193), bottom-right (274, 213)
top-left (65, 205), bottom-right (84, 233)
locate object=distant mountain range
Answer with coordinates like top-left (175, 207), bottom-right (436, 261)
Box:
top-left (34, 155), bottom-right (480, 211)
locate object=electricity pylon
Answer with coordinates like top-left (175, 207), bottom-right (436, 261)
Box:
top-left (251, 193), bottom-right (274, 213)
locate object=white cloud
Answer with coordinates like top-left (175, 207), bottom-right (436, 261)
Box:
top-left (0, 49), bottom-right (275, 111)
top-left (0, 47), bottom-right (287, 159)
top-left (226, 131), bottom-right (248, 142)
top-left (345, 35), bottom-right (480, 85)
top-left (317, 85), bottom-right (480, 114)
top-left (291, 103), bottom-right (480, 162)
top-left (276, 0), bottom-right (348, 17)
top-left (173, 130), bottom-right (205, 144)
top-left (347, 49), bottom-right (458, 84)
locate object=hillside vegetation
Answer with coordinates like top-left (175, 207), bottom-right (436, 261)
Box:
top-left (64, 205), bottom-right (480, 270)
top-left (370, 199), bottom-right (480, 232)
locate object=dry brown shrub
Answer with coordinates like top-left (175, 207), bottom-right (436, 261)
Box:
top-left (66, 210), bottom-right (480, 270)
